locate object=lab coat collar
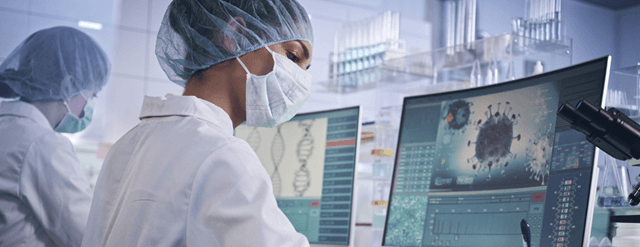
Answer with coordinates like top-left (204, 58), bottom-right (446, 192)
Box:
top-left (0, 100), bottom-right (52, 130)
top-left (139, 94), bottom-right (234, 135)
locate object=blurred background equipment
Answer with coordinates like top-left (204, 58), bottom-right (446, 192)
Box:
top-left (329, 11), bottom-right (405, 88)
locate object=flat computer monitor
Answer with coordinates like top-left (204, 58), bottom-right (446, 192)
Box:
top-left (234, 106), bottom-right (361, 247)
top-left (383, 56), bottom-right (611, 247)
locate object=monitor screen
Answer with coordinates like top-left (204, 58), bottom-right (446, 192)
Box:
top-left (383, 56), bottom-right (611, 247)
top-left (234, 106), bottom-right (361, 246)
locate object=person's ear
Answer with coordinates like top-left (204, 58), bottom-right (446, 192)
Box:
top-left (223, 17), bottom-right (247, 53)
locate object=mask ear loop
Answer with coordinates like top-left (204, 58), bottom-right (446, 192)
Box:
top-left (79, 91), bottom-right (89, 101)
top-left (77, 92), bottom-right (90, 118)
top-left (235, 56), bottom-right (250, 74)
top-left (235, 46), bottom-right (276, 75)
top-left (263, 46), bottom-right (276, 74)
top-left (63, 92), bottom-right (90, 118)
top-left (62, 100), bottom-right (73, 115)
top-left (53, 99), bottom-right (75, 130)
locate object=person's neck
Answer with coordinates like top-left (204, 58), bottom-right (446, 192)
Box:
top-left (182, 66), bottom-right (245, 128)
top-left (30, 100), bottom-right (66, 128)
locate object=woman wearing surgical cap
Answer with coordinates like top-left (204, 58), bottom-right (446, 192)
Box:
top-left (82, 0), bottom-right (313, 246)
top-left (0, 26), bottom-right (110, 247)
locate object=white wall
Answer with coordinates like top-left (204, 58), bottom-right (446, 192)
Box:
top-left (563, 1), bottom-right (618, 65)
top-left (616, 5), bottom-right (640, 69)
top-left (612, 5), bottom-right (640, 95)
top-left (0, 0), bottom-right (431, 143)
top-left (475, 0), bottom-right (524, 37)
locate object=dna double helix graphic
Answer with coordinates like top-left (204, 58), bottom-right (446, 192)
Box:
top-left (271, 126), bottom-right (285, 196)
top-left (294, 120), bottom-right (314, 197)
top-left (246, 127), bottom-right (261, 152)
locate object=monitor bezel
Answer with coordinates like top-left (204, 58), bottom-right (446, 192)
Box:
top-left (382, 56), bottom-right (611, 247)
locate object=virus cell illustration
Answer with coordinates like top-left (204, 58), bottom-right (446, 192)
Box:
top-left (525, 124), bottom-right (553, 185)
top-left (444, 100), bottom-right (473, 130)
top-left (531, 88), bottom-right (554, 124)
top-left (294, 120), bottom-right (314, 197)
top-left (246, 127), bottom-right (261, 152)
top-left (270, 126), bottom-right (285, 196)
top-left (467, 102), bottom-right (521, 181)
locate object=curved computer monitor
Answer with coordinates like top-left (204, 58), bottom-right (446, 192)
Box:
top-left (234, 106), bottom-right (362, 247)
top-left (383, 56), bottom-right (611, 247)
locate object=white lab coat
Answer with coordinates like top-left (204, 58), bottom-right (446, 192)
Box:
top-left (0, 100), bottom-right (93, 247)
top-left (82, 94), bottom-right (309, 247)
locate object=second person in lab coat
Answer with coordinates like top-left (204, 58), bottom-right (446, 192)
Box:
top-left (0, 26), bottom-right (110, 247)
top-left (82, 0), bottom-right (314, 246)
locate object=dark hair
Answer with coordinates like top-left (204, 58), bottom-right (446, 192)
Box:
top-left (0, 31), bottom-right (40, 99)
top-left (0, 69), bottom-right (26, 99)
top-left (0, 82), bottom-right (18, 98)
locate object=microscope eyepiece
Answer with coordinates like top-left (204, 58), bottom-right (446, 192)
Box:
top-left (557, 102), bottom-right (594, 136)
top-left (575, 99), bottom-right (601, 121)
top-left (557, 103), bottom-right (580, 124)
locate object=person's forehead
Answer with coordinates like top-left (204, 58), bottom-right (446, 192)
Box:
top-left (282, 39), bottom-right (311, 47)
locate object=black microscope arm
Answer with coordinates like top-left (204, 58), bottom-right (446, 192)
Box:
top-left (557, 99), bottom-right (640, 206)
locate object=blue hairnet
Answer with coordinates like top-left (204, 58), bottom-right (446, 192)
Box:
top-left (156, 0), bottom-right (313, 87)
top-left (0, 26), bottom-right (111, 102)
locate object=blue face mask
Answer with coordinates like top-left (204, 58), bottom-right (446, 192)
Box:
top-left (54, 93), bottom-right (94, 133)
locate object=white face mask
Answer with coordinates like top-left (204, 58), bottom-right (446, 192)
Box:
top-left (237, 46), bottom-right (312, 128)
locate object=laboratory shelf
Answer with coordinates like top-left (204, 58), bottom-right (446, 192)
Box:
top-left (314, 34), bottom-right (571, 98)
top-left (615, 64), bottom-right (640, 77)
top-left (613, 64), bottom-right (640, 118)
top-left (314, 68), bottom-right (430, 94)
top-left (606, 103), bottom-right (638, 111)
top-left (381, 33), bottom-right (572, 84)
top-left (384, 35), bottom-right (570, 73)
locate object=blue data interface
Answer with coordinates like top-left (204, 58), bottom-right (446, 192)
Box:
top-left (384, 59), bottom-right (609, 247)
top-left (235, 107), bottom-right (360, 245)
